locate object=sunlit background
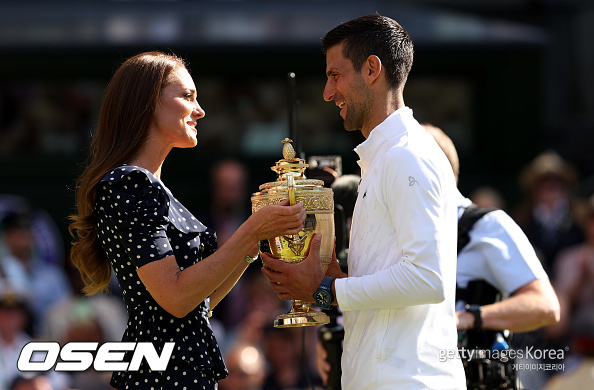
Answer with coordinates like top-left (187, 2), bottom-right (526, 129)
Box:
top-left (1, 0), bottom-right (593, 281)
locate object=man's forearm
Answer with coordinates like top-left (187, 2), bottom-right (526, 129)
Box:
top-left (480, 288), bottom-right (560, 332)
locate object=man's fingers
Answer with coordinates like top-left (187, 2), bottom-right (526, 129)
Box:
top-left (260, 253), bottom-right (286, 272)
top-left (304, 233), bottom-right (323, 257)
top-left (277, 198), bottom-right (291, 207)
top-left (311, 233), bottom-right (322, 250)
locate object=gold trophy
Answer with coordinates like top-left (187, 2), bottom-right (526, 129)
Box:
top-left (251, 138), bottom-right (335, 327)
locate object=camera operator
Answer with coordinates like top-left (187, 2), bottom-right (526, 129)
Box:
top-left (424, 125), bottom-right (560, 389)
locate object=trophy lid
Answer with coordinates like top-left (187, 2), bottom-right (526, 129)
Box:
top-left (258, 138), bottom-right (324, 191)
top-left (251, 139), bottom-right (333, 213)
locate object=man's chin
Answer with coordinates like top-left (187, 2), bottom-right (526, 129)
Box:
top-left (342, 120), bottom-right (359, 132)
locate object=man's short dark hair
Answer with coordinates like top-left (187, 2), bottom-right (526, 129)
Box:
top-left (322, 14), bottom-right (414, 91)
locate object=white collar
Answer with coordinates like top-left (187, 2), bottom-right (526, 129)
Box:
top-left (354, 107), bottom-right (413, 174)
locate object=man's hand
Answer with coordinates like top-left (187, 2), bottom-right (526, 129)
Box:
top-left (456, 310), bottom-right (475, 331)
top-left (261, 234), bottom-right (325, 302)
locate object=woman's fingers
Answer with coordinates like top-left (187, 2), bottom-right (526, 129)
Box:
top-left (251, 200), bottom-right (308, 241)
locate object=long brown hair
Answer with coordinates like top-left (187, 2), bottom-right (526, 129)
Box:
top-left (69, 52), bottom-right (186, 295)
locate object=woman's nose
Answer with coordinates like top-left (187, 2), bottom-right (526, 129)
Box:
top-left (194, 102), bottom-right (205, 119)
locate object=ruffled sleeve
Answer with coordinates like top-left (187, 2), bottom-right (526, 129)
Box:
top-left (96, 167), bottom-right (173, 268)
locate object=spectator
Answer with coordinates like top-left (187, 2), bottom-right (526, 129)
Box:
top-left (543, 310), bottom-right (594, 390)
top-left (198, 160), bottom-right (254, 332)
top-left (546, 193), bottom-right (594, 344)
top-left (200, 159), bottom-right (251, 247)
top-left (470, 186), bottom-right (507, 210)
top-left (9, 375), bottom-right (53, 390)
top-left (0, 291), bottom-right (69, 390)
top-left (513, 150), bottom-right (584, 275)
top-left (0, 206), bottom-right (72, 331)
top-left (262, 326), bottom-right (322, 390)
top-left (219, 342), bottom-right (266, 390)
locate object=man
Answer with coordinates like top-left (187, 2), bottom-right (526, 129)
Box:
top-left (315, 126), bottom-right (562, 388)
top-left (423, 125), bottom-right (559, 333)
top-left (425, 125), bottom-right (560, 389)
top-left (261, 15), bottom-right (466, 389)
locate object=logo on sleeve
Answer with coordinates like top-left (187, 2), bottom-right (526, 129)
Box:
top-left (409, 176), bottom-right (419, 186)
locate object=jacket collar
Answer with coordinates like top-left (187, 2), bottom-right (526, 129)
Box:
top-left (354, 107), bottom-right (413, 174)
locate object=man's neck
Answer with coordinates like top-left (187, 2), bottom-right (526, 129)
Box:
top-left (360, 92), bottom-right (404, 139)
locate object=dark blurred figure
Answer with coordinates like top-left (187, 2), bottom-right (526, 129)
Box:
top-left (0, 205), bottom-right (72, 331)
top-left (198, 159), bottom-right (253, 333)
top-left (0, 291), bottom-right (33, 389)
top-left (62, 312), bottom-right (113, 390)
top-left (543, 310), bottom-right (594, 390)
top-left (9, 375), bottom-right (53, 390)
top-left (211, 268), bottom-right (290, 362)
top-left (304, 167), bottom-right (338, 189)
top-left (201, 159), bottom-right (251, 247)
top-left (219, 342), bottom-right (266, 390)
top-left (0, 194), bottom-right (65, 268)
top-left (41, 256), bottom-right (126, 390)
top-left (331, 174), bottom-right (360, 264)
top-left (42, 255), bottom-right (126, 345)
top-left (470, 186), bottom-right (507, 210)
top-left (262, 326), bottom-right (323, 390)
top-left (546, 193), bottom-right (594, 345)
top-left (513, 150), bottom-right (584, 275)
top-left (0, 291), bottom-right (69, 390)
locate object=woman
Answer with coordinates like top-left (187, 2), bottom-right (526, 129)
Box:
top-left (68, 51), bottom-right (305, 389)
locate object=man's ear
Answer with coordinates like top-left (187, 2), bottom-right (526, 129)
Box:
top-left (364, 55), bottom-right (382, 84)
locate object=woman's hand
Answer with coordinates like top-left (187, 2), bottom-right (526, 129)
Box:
top-left (248, 198), bottom-right (306, 242)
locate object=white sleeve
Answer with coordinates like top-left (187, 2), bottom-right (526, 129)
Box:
top-left (336, 148), bottom-right (455, 311)
top-left (463, 210), bottom-right (548, 294)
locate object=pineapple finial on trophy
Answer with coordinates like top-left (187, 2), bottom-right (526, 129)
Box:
top-left (282, 138), bottom-right (296, 160)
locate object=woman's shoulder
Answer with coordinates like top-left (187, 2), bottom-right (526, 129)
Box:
top-left (96, 165), bottom-right (167, 209)
top-left (101, 164), bottom-right (156, 187)
top-left (97, 165), bottom-right (208, 233)
top-left (99, 165), bottom-right (171, 196)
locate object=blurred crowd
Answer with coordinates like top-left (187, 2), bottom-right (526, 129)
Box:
top-left (2, 149), bottom-right (594, 390)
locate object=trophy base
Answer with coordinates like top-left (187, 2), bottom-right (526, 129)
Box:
top-left (274, 310), bottom-right (330, 328)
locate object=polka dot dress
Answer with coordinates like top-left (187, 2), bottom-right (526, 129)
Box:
top-left (95, 165), bottom-right (227, 389)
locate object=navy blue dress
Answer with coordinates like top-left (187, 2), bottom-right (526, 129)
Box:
top-left (95, 165), bottom-right (227, 389)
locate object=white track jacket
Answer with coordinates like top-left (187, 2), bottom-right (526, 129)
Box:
top-left (334, 107), bottom-right (466, 389)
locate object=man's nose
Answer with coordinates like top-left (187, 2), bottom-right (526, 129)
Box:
top-left (323, 81), bottom-right (335, 102)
